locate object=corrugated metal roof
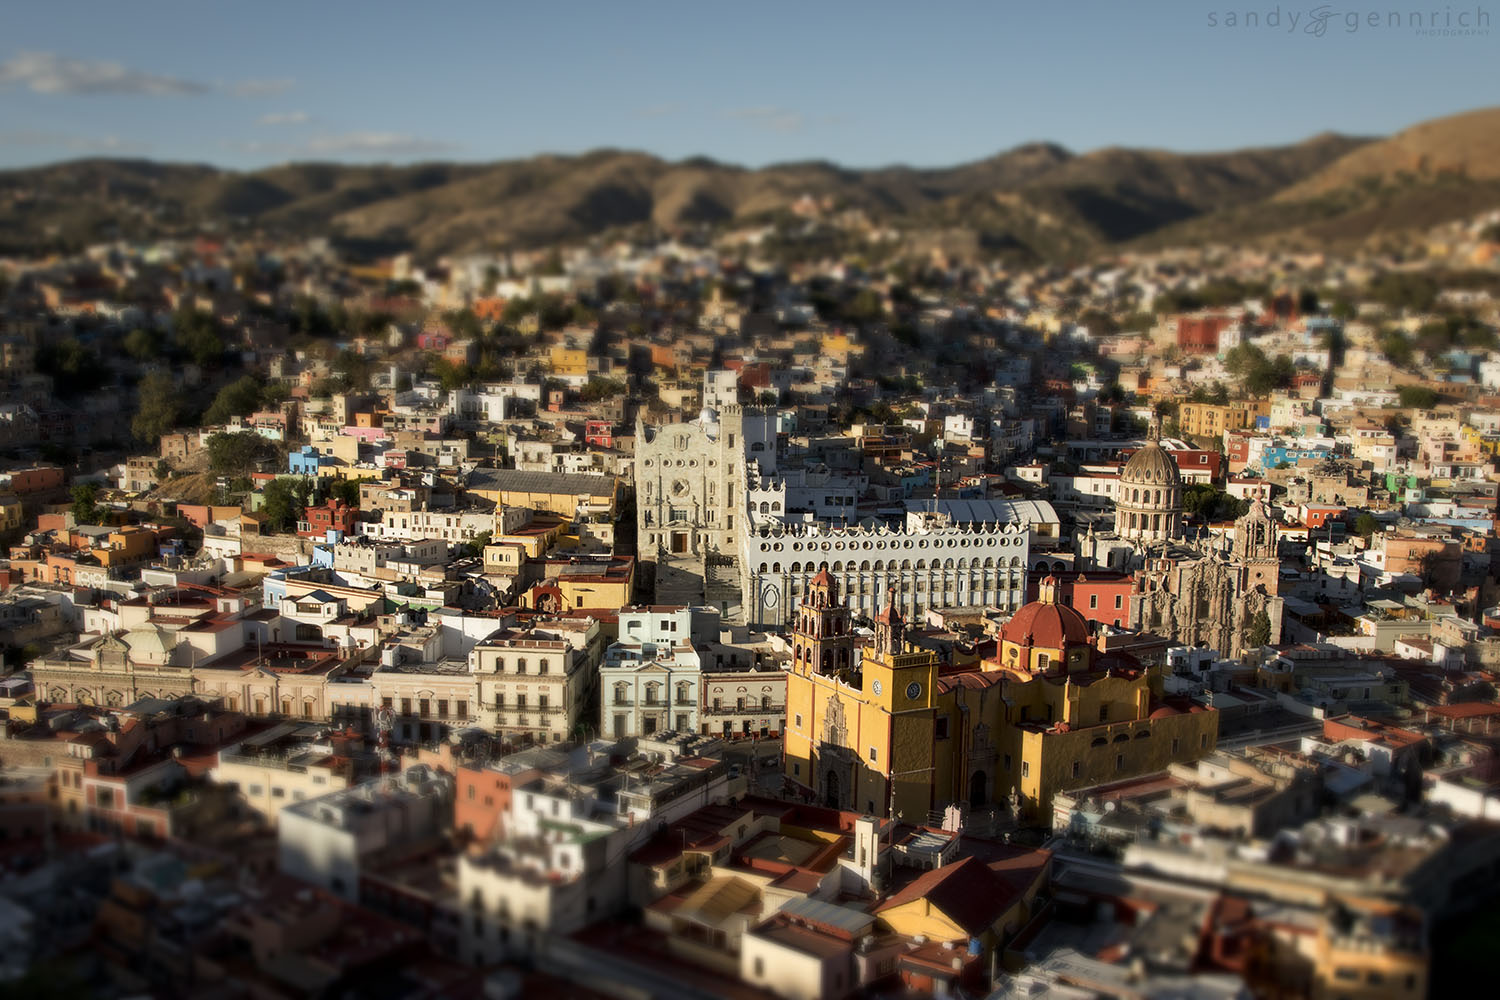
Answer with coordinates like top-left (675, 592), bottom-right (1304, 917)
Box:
top-left (677, 875), bottom-right (760, 925)
top-left (924, 498), bottom-right (1058, 526)
top-left (780, 896), bottom-right (874, 936)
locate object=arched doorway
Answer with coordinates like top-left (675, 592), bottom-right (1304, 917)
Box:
top-left (969, 770), bottom-right (988, 808)
top-left (824, 769), bottom-right (840, 809)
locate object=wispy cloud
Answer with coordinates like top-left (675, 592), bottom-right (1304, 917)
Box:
top-left (0, 51), bottom-right (208, 96)
top-left (257, 110), bottom-right (311, 126)
top-left (0, 129), bottom-right (149, 153)
top-left (301, 131), bottom-right (456, 156)
top-left (228, 131), bottom-right (458, 158)
top-left (0, 51), bottom-right (294, 99)
top-left (228, 77), bottom-right (295, 98)
top-left (724, 106), bottom-right (808, 134)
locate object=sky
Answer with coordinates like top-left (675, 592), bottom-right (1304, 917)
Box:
top-left (0, 0), bottom-right (1495, 171)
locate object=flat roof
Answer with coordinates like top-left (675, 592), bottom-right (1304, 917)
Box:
top-left (466, 467), bottom-right (616, 498)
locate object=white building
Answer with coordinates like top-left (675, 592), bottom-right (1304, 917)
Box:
top-left (598, 607), bottom-right (719, 738)
top-left (739, 513), bottom-right (1030, 627)
top-left (746, 465), bottom-right (867, 527)
top-left (470, 617), bottom-right (603, 744)
top-left (277, 766), bottom-right (453, 901)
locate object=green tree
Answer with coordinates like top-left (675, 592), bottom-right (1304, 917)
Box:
top-left (70, 483), bottom-right (101, 525)
top-left (207, 431), bottom-right (278, 478)
top-left (1076, 308), bottom-right (1119, 337)
top-left (1355, 513), bottom-right (1379, 540)
top-left (36, 338), bottom-right (107, 396)
top-left (1398, 386), bottom-right (1440, 409)
top-left (326, 478), bottom-right (361, 507)
top-left (1380, 329), bottom-right (1415, 367)
top-left (123, 327), bottom-right (165, 361)
top-left (443, 308), bottom-right (483, 340)
top-left (432, 358), bottom-right (474, 391)
top-left (459, 530), bottom-right (493, 559)
top-left (579, 377), bottom-right (627, 402)
top-left (204, 375), bottom-right (266, 425)
top-left (175, 309), bottom-right (225, 367)
top-left (154, 459), bottom-right (172, 483)
top-left (333, 350), bottom-right (372, 391)
top-left (131, 372), bottom-right (180, 444)
top-left (291, 295), bottom-right (335, 337)
top-left (1246, 610), bottom-right (1272, 648)
top-left (1368, 272), bottom-right (1438, 312)
top-left (261, 478), bottom-right (305, 533)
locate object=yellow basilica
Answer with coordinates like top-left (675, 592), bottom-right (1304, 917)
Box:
top-left (783, 571), bottom-right (1219, 822)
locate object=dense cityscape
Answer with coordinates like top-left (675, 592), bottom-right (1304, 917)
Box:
top-left (3, 8), bottom-right (1500, 999)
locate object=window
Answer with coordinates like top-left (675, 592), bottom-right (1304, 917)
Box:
top-left (1004, 753), bottom-right (1012, 772)
top-left (517, 694), bottom-right (527, 709)
top-left (419, 698), bottom-right (430, 718)
top-left (1099, 705), bottom-right (1109, 723)
top-left (539, 659), bottom-right (549, 675)
top-left (935, 717), bottom-right (950, 739)
top-left (1072, 762), bottom-right (1081, 778)
top-left (494, 692), bottom-right (504, 709)
top-left (1021, 761), bottom-right (1030, 778)
top-left (438, 699), bottom-right (450, 719)
top-left (1200, 734), bottom-right (1208, 749)
top-left (794, 713), bottom-right (803, 729)
top-left (869, 746), bottom-right (878, 763)
top-left (1115, 594), bottom-right (1123, 609)
top-left (1172, 738), bottom-right (1180, 754)
top-left (457, 700), bottom-right (467, 719)
top-left (1089, 594), bottom-right (1098, 609)
top-left (1334, 968), bottom-right (1358, 982)
top-left (516, 658), bottom-right (527, 674)
top-left (1115, 754), bottom-right (1125, 771)
top-left (401, 698), bottom-right (412, 716)
top-left (539, 694), bottom-right (549, 709)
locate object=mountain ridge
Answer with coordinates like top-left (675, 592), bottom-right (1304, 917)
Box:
top-left (1, 108), bottom-right (1495, 262)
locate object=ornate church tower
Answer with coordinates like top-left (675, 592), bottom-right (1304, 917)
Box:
top-left (872, 586), bottom-right (905, 660)
top-left (1232, 498), bottom-right (1280, 594)
top-left (792, 568), bottom-right (853, 678)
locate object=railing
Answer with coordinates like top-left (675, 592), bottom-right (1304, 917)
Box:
top-left (219, 752), bottom-right (309, 773)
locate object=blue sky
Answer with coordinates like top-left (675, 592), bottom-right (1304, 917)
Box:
top-left (0, 0), bottom-right (1494, 170)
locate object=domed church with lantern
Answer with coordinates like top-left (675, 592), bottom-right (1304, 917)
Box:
top-left (1076, 415), bottom-right (1284, 659)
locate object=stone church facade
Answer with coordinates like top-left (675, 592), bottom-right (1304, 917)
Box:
top-left (1130, 499), bottom-right (1284, 659)
top-left (635, 405), bottom-right (776, 617)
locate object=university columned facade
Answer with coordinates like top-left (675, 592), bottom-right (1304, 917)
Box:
top-left (784, 574), bottom-right (1219, 823)
top-left (741, 516), bottom-right (1030, 628)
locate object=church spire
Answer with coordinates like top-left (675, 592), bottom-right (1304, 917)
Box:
top-left (874, 587), bottom-right (905, 659)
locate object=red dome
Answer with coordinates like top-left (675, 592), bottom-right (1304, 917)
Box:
top-left (1000, 599), bottom-right (1090, 648)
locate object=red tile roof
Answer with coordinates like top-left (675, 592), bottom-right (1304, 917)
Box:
top-left (875, 856), bottom-right (1017, 936)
